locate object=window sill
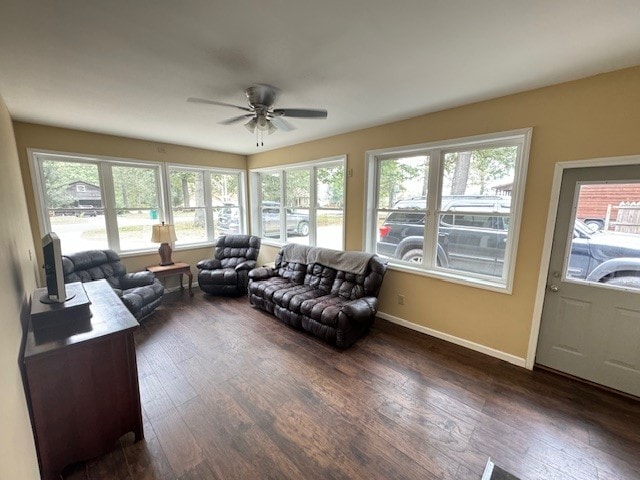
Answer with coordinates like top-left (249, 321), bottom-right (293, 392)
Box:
top-left (386, 261), bottom-right (512, 294)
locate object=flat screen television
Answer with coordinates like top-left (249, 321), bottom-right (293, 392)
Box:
top-left (41, 232), bottom-right (69, 304)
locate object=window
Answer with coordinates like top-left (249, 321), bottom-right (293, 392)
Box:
top-left (366, 129), bottom-right (531, 292)
top-left (251, 157), bottom-right (345, 250)
top-left (31, 153), bottom-right (162, 254)
top-left (30, 151), bottom-right (247, 254)
top-left (168, 166), bottom-right (245, 246)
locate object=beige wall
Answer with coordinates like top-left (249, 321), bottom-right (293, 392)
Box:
top-left (248, 66), bottom-right (640, 359)
top-left (0, 97), bottom-right (40, 478)
top-left (13, 123), bottom-right (247, 284)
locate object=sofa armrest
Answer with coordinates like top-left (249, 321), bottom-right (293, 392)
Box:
top-left (248, 266), bottom-right (277, 281)
top-left (340, 297), bottom-right (378, 323)
top-left (235, 260), bottom-right (257, 271)
top-left (120, 271), bottom-right (156, 289)
top-left (197, 258), bottom-right (222, 270)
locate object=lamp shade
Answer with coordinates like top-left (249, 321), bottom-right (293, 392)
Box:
top-left (151, 223), bottom-right (177, 243)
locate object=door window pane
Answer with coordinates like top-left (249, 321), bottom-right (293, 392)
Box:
top-left (43, 160), bottom-right (108, 253)
top-left (566, 182), bottom-right (640, 291)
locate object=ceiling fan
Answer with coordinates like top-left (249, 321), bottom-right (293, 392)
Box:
top-left (187, 84), bottom-right (328, 146)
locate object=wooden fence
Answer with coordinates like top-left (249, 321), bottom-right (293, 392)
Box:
top-left (605, 202), bottom-right (640, 234)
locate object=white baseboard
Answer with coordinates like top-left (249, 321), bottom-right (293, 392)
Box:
top-left (376, 311), bottom-right (526, 368)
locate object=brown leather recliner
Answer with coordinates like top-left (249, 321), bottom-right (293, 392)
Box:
top-left (62, 249), bottom-right (164, 320)
top-left (197, 235), bottom-right (261, 296)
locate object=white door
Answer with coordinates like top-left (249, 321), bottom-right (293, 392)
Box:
top-left (536, 165), bottom-right (640, 396)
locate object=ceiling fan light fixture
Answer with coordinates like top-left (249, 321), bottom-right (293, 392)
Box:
top-left (244, 118), bottom-right (257, 132)
top-left (256, 115), bottom-right (269, 131)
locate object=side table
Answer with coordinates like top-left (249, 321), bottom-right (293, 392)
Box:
top-left (146, 262), bottom-right (194, 296)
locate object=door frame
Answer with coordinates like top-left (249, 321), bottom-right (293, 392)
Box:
top-left (525, 154), bottom-right (640, 369)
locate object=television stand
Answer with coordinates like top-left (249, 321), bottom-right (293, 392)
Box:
top-left (22, 279), bottom-right (144, 480)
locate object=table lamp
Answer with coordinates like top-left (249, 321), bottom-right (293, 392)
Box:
top-left (151, 222), bottom-right (177, 266)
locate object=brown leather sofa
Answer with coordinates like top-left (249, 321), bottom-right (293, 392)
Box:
top-left (248, 244), bottom-right (387, 348)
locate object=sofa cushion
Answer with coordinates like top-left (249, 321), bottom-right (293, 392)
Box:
top-left (304, 263), bottom-right (337, 292)
top-left (248, 276), bottom-right (298, 303)
top-left (276, 261), bottom-right (307, 285)
top-left (272, 284), bottom-right (329, 314)
top-left (331, 271), bottom-right (366, 300)
top-left (300, 294), bottom-right (347, 327)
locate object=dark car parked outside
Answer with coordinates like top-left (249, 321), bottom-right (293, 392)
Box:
top-left (377, 195), bottom-right (640, 286)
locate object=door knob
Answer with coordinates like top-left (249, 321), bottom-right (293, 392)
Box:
top-left (548, 284), bottom-right (559, 292)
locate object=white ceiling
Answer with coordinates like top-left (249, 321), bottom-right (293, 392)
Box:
top-left (1, 1), bottom-right (640, 155)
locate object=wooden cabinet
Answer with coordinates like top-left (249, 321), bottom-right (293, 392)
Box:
top-left (22, 279), bottom-right (144, 480)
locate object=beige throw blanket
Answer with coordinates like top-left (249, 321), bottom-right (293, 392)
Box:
top-left (281, 243), bottom-right (373, 275)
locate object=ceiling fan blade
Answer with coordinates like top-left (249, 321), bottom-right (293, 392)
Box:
top-left (187, 97), bottom-right (252, 112)
top-left (273, 108), bottom-right (327, 119)
top-left (219, 114), bottom-right (254, 125)
top-left (269, 116), bottom-right (295, 132)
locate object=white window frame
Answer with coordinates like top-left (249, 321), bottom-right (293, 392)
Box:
top-left (165, 163), bottom-right (247, 248)
top-left (29, 149), bottom-right (247, 255)
top-left (249, 155), bottom-right (346, 249)
top-left (29, 149), bottom-right (165, 255)
top-left (364, 129), bottom-right (531, 293)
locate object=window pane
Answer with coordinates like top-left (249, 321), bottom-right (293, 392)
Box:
top-left (285, 169), bottom-right (310, 208)
top-left (377, 156), bottom-right (428, 209)
top-left (566, 182), bottom-right (640, 291)
top-left (211, 173), bottom-right (241, 235)
top-left (253, 162), bottom-right (345, 248)
top-left (437, 146), bottom-right (516, 277)
top-left (317, 165), bottom-right (344, 208)
top-left (43, 160), bottom-right (108, 253)
top-left (442, 146), bottom-right (516, 199)
top-left (210, 173), bottom-right (239, 206)
top-left (260, 172), bottom-right (282, 239)
top-left (170, 170), bottom-right (206, 245)
top-left (285, 208), bottom-right (310, 245)
top-left (438, 212), bottom-right (509, 277)
top-left (112, 166), bottom-right (159, 251)
top-left (375, 155), bottom-right (428, 262)
top-left (317, 209), bottom-right (343, 250)
top-left (260, 172), bottom-right (281, 204)
top-left (215, 206), bottom-right (241, 235)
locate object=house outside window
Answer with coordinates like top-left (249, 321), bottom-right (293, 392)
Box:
top-left (365, 129), bottom-right (531, 292)
top-left (250, 156), bottom-right (345, 250)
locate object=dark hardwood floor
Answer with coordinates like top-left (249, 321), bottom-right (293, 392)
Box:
top-left (64, 289), bottom-right (640, 480)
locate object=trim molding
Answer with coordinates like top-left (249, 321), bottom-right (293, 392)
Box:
top-left (377, 311), bottom-right (526, 368)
